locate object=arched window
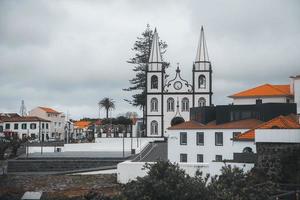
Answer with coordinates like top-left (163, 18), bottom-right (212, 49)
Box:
top-left (150, 120), bottom-right (158, 135)
top-left (181, 97), bottom-right (189, 112)
top-left (198, 97), bottom-right (206, 107)
top-left (167, 97), bottom-right (175, 112)
top-left (198, 75), bottom-right (206, 89)
top-left (150, 98), bottom-right (158, 112)
top-left (243, 147), bottom-right (253, 153)
top-left (151, 75), bottom-right (158, 89)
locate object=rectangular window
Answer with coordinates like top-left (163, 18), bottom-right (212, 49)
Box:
top-left (196, 132), bottom-right (204, 145)
top-left (0, 126), bottom-right (3, 132)
top-left (46, 123), bottom-right (49, 129)
top-left (5, 123), bottom-right (10, 129)
top-left (180, 132), bottom-right (187, 145)
top-left (21, 123), bottom-right (27, 130)
top-left (256, 99), bottom-right (262, 104)
top-left (42, 123), bottom-right (45, 129)
top-left (216, 155), bottom-right (222, 162)
top-left (14, 123), bottom-right (18, 130)
top-left (215, 132), bottom-right (223, 146)
top-left (197, 154), bottom-right (204, 163)
top-left (180, 153), bottom-right (187, 162)
top-left (30, 123), bottom-right (36, 129)
top-left (232, 132), bottom-right (241, 139)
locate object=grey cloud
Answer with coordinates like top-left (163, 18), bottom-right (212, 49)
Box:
top-left (0, 0), bottom-right (299, 118)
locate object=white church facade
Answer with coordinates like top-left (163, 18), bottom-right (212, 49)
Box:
top-left (146, 27), bottom-right (213, 137)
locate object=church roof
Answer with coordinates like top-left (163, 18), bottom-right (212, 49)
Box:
top-left (149, 28), bottom-right (162, 63)
top-left (234, 114), bottom-right (300, 141)
top-left (229, 84), bottom-right (292, 98)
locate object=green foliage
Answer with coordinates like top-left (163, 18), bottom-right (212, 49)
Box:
top-left (121, 161), bottom-right (209, 200)
top-left (124, 24), bottom-right (169, 109)
top-left (98, 98), bottom-right (115, 119)
top-left (82, 161), bottom-right (278, 200)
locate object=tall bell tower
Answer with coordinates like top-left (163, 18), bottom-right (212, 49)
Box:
top-left (146, 28), bottom-right (165, 137)
top-left (192, 26), bottom-right (213, 107)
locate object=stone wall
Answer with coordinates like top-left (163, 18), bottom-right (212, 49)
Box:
top-left (256, 142), bottom-right (300, 182)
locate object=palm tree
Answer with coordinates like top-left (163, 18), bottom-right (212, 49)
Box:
top-left (98, 98), bottom-right (115, 119)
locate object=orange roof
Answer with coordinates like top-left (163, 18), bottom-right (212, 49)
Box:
top-left (229, 84), bottom-right (292, 98)
top-left (168, 119), bottom-right (263, 130)
top-left (235, 115), bottom-right (300, 141)
top-left (39, 107), bottom-right (60, 114)
top-left (168, 121), bottom-right (204, 130)
top-left (74, 121), bottom-right (91, 129)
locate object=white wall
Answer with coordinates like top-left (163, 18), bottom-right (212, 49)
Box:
top-left (2, 121), bottom-right (50, 140)
top-left (65, 137), bottom-right (164, 153)
top-left (255, 129), bottom-right (300, 143)
top-left (117, 160), bottom-right (254, 184)
top-left (28, 146), bottom-right (62, 154)
top-left (29, 107), bottom-right (66, 139)
top-left (233, 96), bottom-right (289, 105)
top-left (292, 76), bottom-right (300, 114)
top-left (167, 129), bottom-right (255, 163)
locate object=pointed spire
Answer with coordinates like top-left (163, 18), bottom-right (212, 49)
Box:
top-left (148, 28), bottom-right (163, 71)
top-left (195, 26), bottom-right (210, 70)
top-left (195, 26), bottom-right (209, 62)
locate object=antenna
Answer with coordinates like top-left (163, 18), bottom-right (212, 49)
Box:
top-left (20, 100), bottom-right (27, 116)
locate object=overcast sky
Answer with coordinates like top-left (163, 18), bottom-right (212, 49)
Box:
top-left (0, 0), bottom-right (299, 119)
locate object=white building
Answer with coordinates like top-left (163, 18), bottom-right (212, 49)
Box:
top-left (29, 107), bottom-right (66, 140)
top-left (229, 74), bottom-right (300, 111)
top-left (167, 119), bottom-right (261, 163)
top-left (0, 114), bottom-right (50, 140)
top-left (146, 27), bottom-right (212, 137)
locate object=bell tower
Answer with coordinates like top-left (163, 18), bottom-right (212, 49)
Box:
top-left (146, 28), bottom-right (165, 137)
top-left (192, 26), bottom-right (213, 107)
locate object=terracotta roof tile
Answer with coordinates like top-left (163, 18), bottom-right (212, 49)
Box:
top-left (229, 84), bottom-right (292, 98)
top-left (168, 119), bottom-right (263, 130)
top-left (0, 116), bottom-right (50, 122)
top-left (74, 121), bottom-right (91, 129)
top-left (39, 107), bottom-right (60, 114)
top-left (168, 121), bottom-right (204, 130)
top-left (235, 115), bottom-right (300, 141)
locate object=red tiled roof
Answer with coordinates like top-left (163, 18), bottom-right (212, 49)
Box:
top-left (74, 121), bottom-right (91, 129)
top-left (168, 121), bottom-right (204, 130)
top-left (229, 84), bottom-right (292, 98)
top-left (235, 115), bottom-right (300, 141)
top-left (0, 116), bottom-right (50, 122)
top-left (39, 107), bottom-right (60, 114)
top-left (168, 119), bottom-right (263, 130)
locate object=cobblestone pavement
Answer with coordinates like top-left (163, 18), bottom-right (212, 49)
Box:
top-left (0, 174), bottom-right (120, 199)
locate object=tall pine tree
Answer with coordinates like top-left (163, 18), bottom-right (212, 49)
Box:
top-left (124, 24), bottom-right (169, 125)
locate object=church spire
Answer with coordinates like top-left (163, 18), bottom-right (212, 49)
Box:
top-left (195, 26), bottom-right (210, 70)
top-left (148, 28), bottom-right (163, 71)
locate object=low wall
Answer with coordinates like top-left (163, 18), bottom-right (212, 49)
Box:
top-left (117, 161), bottom-right (254, 184)
top-left (27, 138), bottom-right (164, 154)
top-left (8, 159), bottom-right (122, 173)
top-left (93, 137), bottom-right (164, 153)
top-left (28, 146), bottom-right (63, 154)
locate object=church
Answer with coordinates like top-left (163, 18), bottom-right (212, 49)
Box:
top-left (146, 27), bottom-right (213, 137)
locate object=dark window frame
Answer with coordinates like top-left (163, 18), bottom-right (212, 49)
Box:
top-left (21, 123), bottom-right (27, 130)
top-left (196, 132), bottom-right (204, 146)
top-left (151, 75), bottom-right (158, 89)
top-left (14, 123), bottom-right (18, 130)
top-left (180, 153), bottom-right (187, 162)
top-left (216, 155), bottom-right (222, 162)
top-left (215, 132), bottom-right (223, 146)
top-left (180, 132), bottom-right (187, 145)
top-left (197, 154), bottom-right (204, 163)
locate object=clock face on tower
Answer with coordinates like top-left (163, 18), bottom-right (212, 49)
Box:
top-left (174, 81), bottom-right (182, 90)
